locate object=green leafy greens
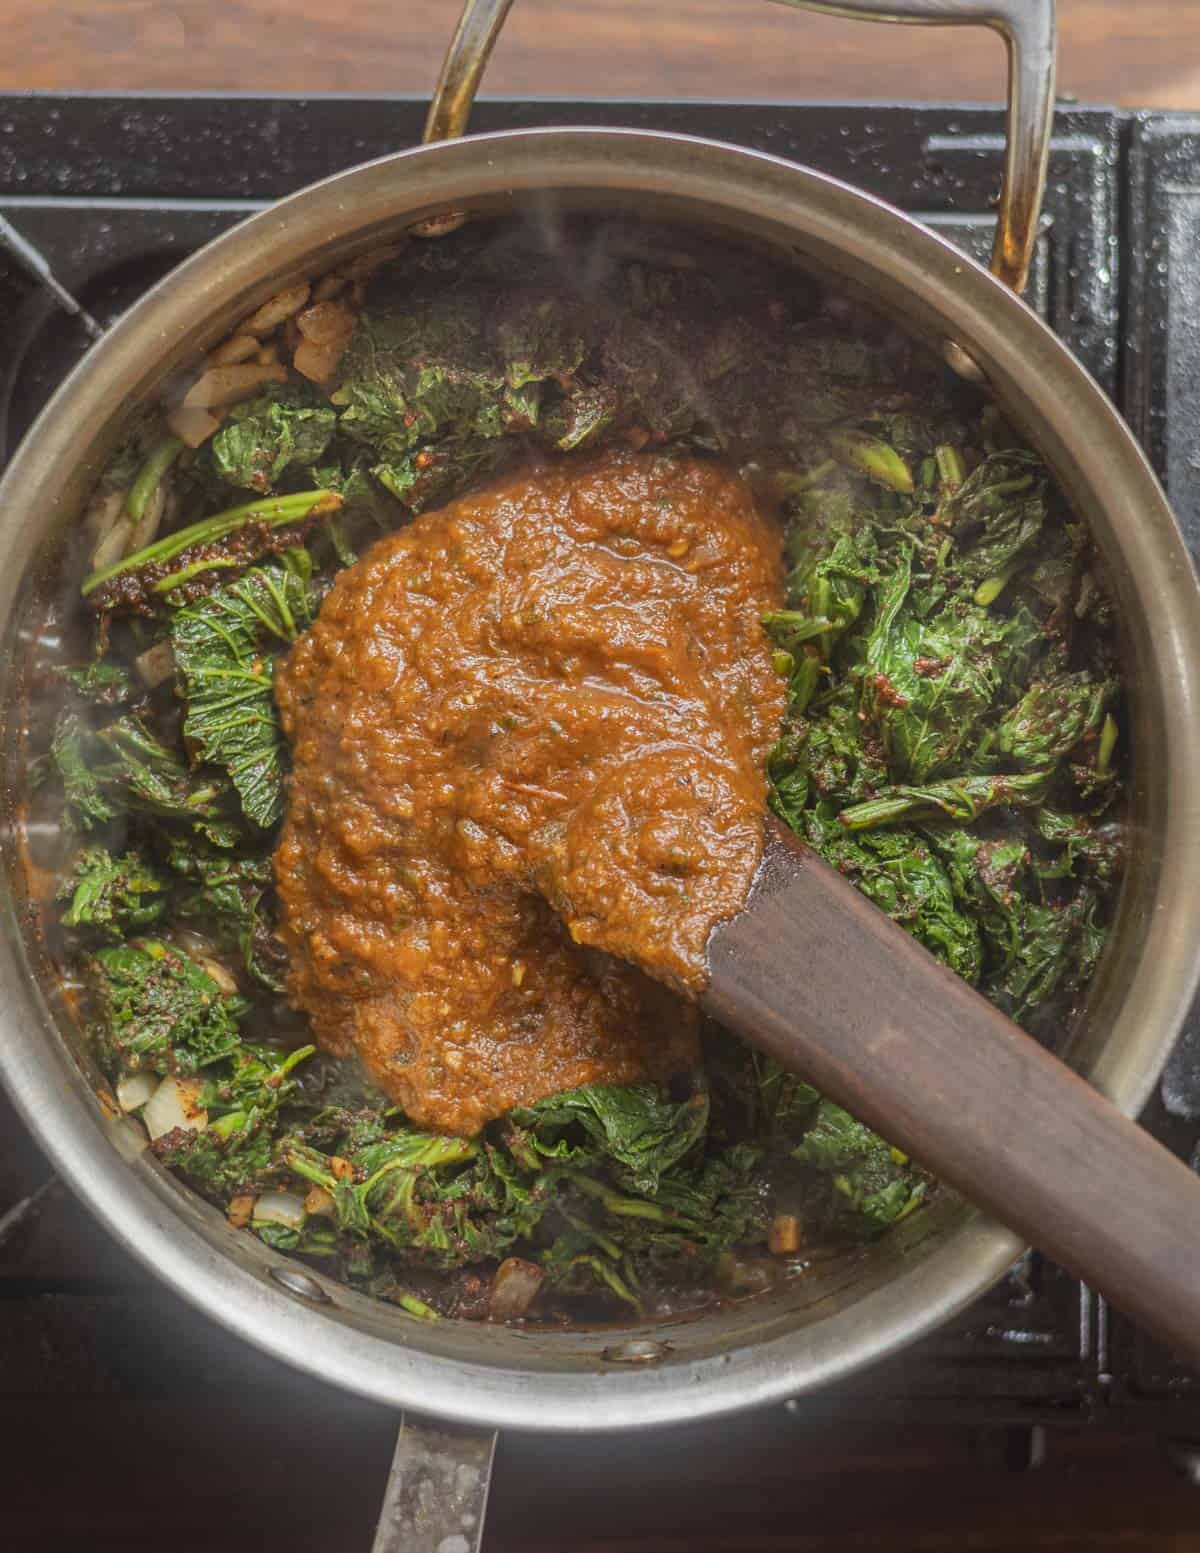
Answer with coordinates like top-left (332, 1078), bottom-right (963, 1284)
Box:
top-left (49, 225), bottom-right (1123, 1323)
top-left (763, 409), bottom-right (1122, 1033)
top-left (210, 385), bottom-right (338, 495)
top-left (58, 846), bottom-right (168, 940)
top-left (87, 938), bottom-right (248, 1076)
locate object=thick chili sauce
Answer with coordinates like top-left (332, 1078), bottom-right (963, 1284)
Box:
top-left (273, 449), bottom-right (785, 1134)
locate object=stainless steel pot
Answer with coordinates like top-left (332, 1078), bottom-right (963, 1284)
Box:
top-left (1, 0), bottom-right (1198, 1469)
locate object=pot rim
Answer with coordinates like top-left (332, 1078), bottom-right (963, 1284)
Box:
top-left (1, 125), bottom-right (1197, 1433)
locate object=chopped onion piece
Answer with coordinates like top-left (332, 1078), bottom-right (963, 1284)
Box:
top-left (167, 404), bottom-right (223, 449)
top-left (227, 1194), bottom-right (255, 1229)
top-left (116, 1071), bottom-right (158, 1113)
top-left (193, 953), bottom-right (239, 998)
top-left (143, 1076), bottom-right (208, 1141)
top-left (244, 283), bottom-right (311, 336)
top-left (488, 1257), bottom-right (545, 1320)
top-left (208, 332), bottom-right (260, 366)
top-left (134, 639), bottom-right (176, 689)
top-left (252, 1191), bottom-right (307, 1230)
top-left (90, 514), bottom-right (133, 573)
top-left (169, 927), bottom-right (218, 960)
top-left (84, 486), bottom-right (127, 543)
top-left (768, 1214), bottom-right (802, 1256)
top-left (296, 300), bottom-right (355, 348)
top-left (182, 361), bottom-right (286, 410)
top-left (126, 482), bottom-right (166, 555)
top-left (294, 336), bottom-right (347, 386)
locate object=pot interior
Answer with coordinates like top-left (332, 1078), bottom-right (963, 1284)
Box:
top-left (0, 134), bottom-right (1195, 1430)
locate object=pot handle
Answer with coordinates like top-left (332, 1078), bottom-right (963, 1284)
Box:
top-left (424, 0), bottom-right (1056, 295)
top-left (370, 1413), bottom-right (498, 1553)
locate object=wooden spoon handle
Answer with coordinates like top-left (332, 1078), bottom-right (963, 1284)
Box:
top-left (703, 818), bottom-right (1200, 1363)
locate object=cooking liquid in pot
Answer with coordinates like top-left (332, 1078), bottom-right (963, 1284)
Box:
top-left (273, 449), bottom-right (786, 1135)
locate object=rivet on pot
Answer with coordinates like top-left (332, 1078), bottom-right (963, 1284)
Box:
top-left (942, 338), bottom-right (988, 384)
top-left (270, 1264), bottom-right (333, 1304)
top-left (602, 1338), bottom-right (671, 1364)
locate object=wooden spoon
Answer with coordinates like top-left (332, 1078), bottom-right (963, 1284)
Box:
top-left (703, 818), bottom-right (1200, 1363)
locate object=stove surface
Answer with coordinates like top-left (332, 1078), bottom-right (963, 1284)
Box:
top-left (1, 94), bottom-right (1199, 1516)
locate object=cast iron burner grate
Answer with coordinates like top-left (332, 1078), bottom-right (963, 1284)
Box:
top-left (1, 95), bottom-right (1199, 1490)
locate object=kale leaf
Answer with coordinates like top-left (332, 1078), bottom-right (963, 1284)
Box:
top-left (792, 1100), bottom-right (926, 1232)
top-left (942, 450), bottom-right (1047, 590)
top-left (87, 938), bottom-right (248, 1077)
top-left (56, 661), bottom-right (136, 707)
top-left (164, 835), bottom-right (285, 989)
top-left (995, 664), bottom-right (1114, 768)
top-left (50, 713), bottom-right (121, 831)
top-left (511, 1080), bottom-right (709, 1195)
top-left (58, 846), bottom-right (168, 939)
top-left (170, 551), bottom-right (319, 828)
top-left (333, 294), bottom-right (507, 511)
top-left (48, 704), bottom-right (239, 841)
top-left (156, 1042), bottom-right (314, 1196)
top-left (210, 385), bottom-right (337, 495)
top-left (859, 554), bottom-right (1042, 781)
top-left (805, 809), bottom-right (983, 983)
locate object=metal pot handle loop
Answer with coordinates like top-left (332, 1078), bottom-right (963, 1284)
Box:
top-left (424, 0), bottom-right (1056, 295)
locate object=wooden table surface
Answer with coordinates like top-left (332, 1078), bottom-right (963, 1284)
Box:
top-left (4, 3), bottom-right (1200, 1551)
top-left (0, 0), bottom-right (1195, 109)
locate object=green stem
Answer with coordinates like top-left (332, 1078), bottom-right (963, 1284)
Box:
top-left (838, 769), bottom-right (1053, 830)
top-left (126, 436), bottom-right (185, 520)
top-left (151, 556), bottom-right (243, 596)
top-left (211, 1109), bottom-right (249, 1142)
top-left (395, 1291), bottom-right (440, 1321)
top-left (830, 430), bottom-right (913, 494)
top-left (281, 1144), bottom-right (338, 1193)
top-left (761, 610), bottom-right (833, 644)
top-left (934, 444), bottom-right (966, 491)
top-left (569, 1171), bottom-right (696, 1228)
top-left (1097, 712), bottom-right (1118, 777)
top-left (270, 1044), bottom-right (316, 1085)
top-left (82, 489), bottom-right (341, 598)
top-left (774, 458), bottom-right (837, 498)
top-left (788, 650), bottom-right (821, 715)
top-left (565, 1253), bottom-right (640, 1309)
top-left (835, 794), bottom-right (914, 830)
top-left (973, 564), bottom-right (1019, 607)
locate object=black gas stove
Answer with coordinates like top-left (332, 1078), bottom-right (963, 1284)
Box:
top-left (3, 94), bottom-right (1200, 1532)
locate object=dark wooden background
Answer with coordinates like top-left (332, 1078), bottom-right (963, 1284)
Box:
top-left (5, 1), bottom-right (1200, 1550)
top-left (0, 0), bottom-right (1194, 108)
